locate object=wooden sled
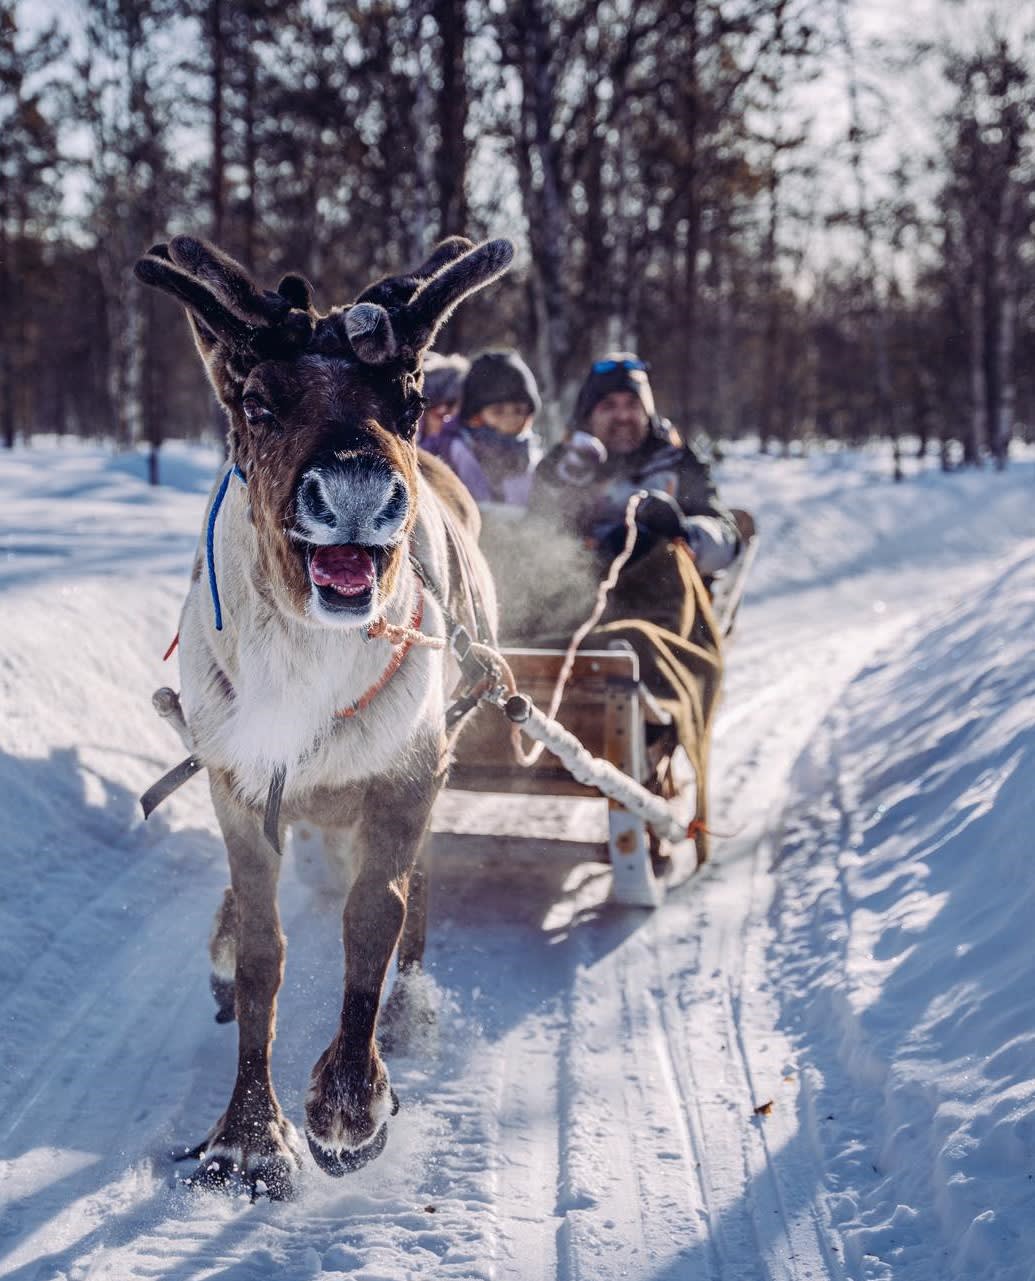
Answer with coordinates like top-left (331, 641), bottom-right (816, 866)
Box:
top-left (438, 509), bottom-right (758, 908)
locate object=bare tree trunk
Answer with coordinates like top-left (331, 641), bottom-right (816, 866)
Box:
top-left (836, 0), bottom-right (901, 479)
top-left (95, 229), bottom-right (136, 449)
top-left (513, 0), bottom-right (569, 437)
top-left (607, 97), bottom-right (641, 353)
top-left (758, 157), bottom-right (780, 455)
top-left (242, 39), bottom-right (257, 269)
top-left (434, 0), bottom-right (468, 238)
top-left (581, 129), bottom-right (609, 357)
top-left (209, 0), bottom-right (225, 244)
top-left (990, 185), bottom-right (1016, 470)
top-left (914, 367), bottom-right (938, 459)
top-left (141, 219), bottom-right (163, 482)
top-left (679, 0), bottom-right (701, 433)
top-left (0, 214), bottom-right (13, 449)
top-left (410, 2), bottom-right (435, 264)
top-left (965, 265), bottom-right (986, 466)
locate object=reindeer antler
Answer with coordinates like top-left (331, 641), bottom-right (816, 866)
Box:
top-left (345, 238), bottom-right (515, 366)
top-left (136, 234), bottom-right (514, 376)
top-left (134, 237), bottom-right (315, 374)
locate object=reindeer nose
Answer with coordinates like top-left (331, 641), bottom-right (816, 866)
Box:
top-left (296, 458), bottom-right (410, 547)
top-left (374, 476), bottom-right (408, 531)
top-left (299, 475), bottom-right (335, 528)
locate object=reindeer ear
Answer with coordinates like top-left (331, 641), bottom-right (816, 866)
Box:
top-left (277, 273), bottom-right (314, 311)
top-left (411, 236), bottom-right (475, 279)
top-left (356, 236), bottom-right (479, 314)
top-left (345, 302), bottom-right (398, 364)
top-left (134, 251), bottom-right (256, 348)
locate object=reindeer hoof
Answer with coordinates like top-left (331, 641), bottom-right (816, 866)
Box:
top-left (182, 1148), bottom-right (298, 1202)
top-left (171, 1136), bottom-right (210, 1162)
top-left (307, 1123), bottom-right (388, 1176)
top-left (210, 975), bottom-right (236, 1023)
top-left (246, 1155), bottom-right (298, 1202)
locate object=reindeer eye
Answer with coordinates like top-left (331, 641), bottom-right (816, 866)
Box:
top-left (243, 397), bottom-right (276, 427)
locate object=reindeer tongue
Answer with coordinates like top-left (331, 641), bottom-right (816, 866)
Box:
top-left (309, 545), bottom-right (376, 596)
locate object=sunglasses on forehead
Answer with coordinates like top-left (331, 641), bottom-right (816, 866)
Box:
top-left (591, 357), bottom-right (650, 374)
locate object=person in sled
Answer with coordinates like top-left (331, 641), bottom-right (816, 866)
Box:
top-left (416, 351), bottom-right (469, 445)
top-left (422, 348), bottom-right (542, 507)
top-left (520, 353), bottom-right (739, 836)
top-left (531, 352), bottom-right (739, 577)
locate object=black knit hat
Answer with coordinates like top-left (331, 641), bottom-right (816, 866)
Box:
top-left (422, 352), bottom-right (469, 406)
top-left (573, 351), bottom-right (657, 427)
top-left (460, 349), bottom-right (541, 420)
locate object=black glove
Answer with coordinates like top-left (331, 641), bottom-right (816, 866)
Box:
top-left (596, 490), bottom-right (687, 562)
top-left (634, 490), bottom-right (687, 540)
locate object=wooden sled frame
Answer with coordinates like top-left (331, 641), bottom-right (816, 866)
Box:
top-left (442, 509), bottom-right (758, 908)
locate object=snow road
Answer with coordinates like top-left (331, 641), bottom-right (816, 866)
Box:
top-left (1, 440), bottom-right (1032, 1281)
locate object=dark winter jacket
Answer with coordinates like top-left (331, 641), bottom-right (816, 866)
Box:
top-left (530, 428), bottom-right (740, 562)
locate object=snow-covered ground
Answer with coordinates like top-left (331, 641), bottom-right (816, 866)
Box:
top-left (1, 437), bottom-right (1032, 1281)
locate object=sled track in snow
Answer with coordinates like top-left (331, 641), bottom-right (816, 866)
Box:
top-left (439, 616), bottom-right (884, 1281)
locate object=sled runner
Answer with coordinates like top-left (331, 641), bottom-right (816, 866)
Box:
top-left (439, 508), bottom-right (757, 908)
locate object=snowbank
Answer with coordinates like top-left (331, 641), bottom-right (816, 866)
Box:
top-left (774, 548), bottom-right (1035, 1280)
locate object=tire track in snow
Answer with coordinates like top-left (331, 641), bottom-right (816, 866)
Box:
top-left (552, 918), bottom-right (653, 1281)
top-left (646, 844), bottom-right (839, 1281)
top-left (489, 1010), bottom-right (562, 1280)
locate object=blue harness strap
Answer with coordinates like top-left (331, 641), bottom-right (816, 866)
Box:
top-left (142, 462), bottom-right (294, 837)
top-left (207, 465), bottom-right (247, 630)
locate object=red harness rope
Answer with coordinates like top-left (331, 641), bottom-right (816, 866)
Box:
top-left (334, 586), bottom-right (435, 720)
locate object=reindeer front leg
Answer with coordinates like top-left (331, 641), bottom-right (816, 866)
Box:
top-left (305, 769), bottom-right (437, 1175)
top-left (191, 771), bottom-right (302, 1199)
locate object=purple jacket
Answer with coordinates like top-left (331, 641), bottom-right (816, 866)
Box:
top-left (422, 416), bottom-right (540, 506)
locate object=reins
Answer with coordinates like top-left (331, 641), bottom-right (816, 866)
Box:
top-left (448, 490), bottom-right (728, 848)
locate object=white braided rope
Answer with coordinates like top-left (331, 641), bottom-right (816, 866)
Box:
top-left (490, 692), bottom-right (687, 844)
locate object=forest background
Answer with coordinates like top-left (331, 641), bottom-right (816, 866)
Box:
top-left (2, 0), bottom-right (1032, 481)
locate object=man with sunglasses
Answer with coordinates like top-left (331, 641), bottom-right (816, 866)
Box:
top-left (531, 352), bottom-right (740, 575)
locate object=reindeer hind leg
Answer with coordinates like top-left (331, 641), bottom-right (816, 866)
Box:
top-left (209, 886), bottom-right (237, 1023)
top-left (379, 838), bottom-right (436, 1055)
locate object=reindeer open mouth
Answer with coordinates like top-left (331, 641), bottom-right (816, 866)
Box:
top-left (306, 543), bottom-right (380, 613)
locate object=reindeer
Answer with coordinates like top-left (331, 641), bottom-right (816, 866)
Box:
top-left (135, 234), bottom-right (511, 1199)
